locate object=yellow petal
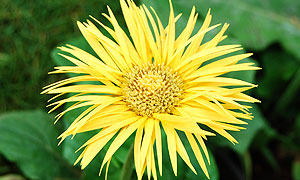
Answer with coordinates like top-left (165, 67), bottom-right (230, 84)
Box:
top-left (77, 115), bottom-right (141, 151)
top-left (175, 132), bottom-right (197, 174)
top-left (200, 53), bottom-right (253, 71)
top-left (187, 63), bottom-right (261, 80)
top-left (77, 21), bottom-right (120, 70)
top-left (194, 134), bottom-right (210, 165)
top-left (105, 158), bottom-right (112, 180)
top-left (106, 6), bottom-right (133, 68)
top-left (79, 130), bottom-right (116, 169)
top-left (134, 121), bottom-right (145, 179)
top-left (181, 48), bottom-right (244, 75)
top-left (146, 142), bottom-right (152, 180)
top-left (99, 117), bottom-right (146, 176)
top-left (151, 143), bottom-right (158, 180)
top-left (46, 84), bottom-right (120, 95)
top-left (210, 127), bottom-right (238, 144)
top-left (165, 0), bottom-right (176, 66)
top-left (176, 44), bottom-right (238, 72)
top-left (140, 118), bottom-right (155, 168)
top-left (162, 123), bottom-right (177, 176)
top-left (185, 132), bottom-right (210, 179)
top-left (154, 119), bottom-right (163, 176)
top-left (60, 45), bottom-right (122, 85)
top-left (201, 23), bottom-right (229, 50)
top-left (77, 112), bottom-right (137, 133)
top-left (180, 9), bottom-right (212, 61)
top-left (187, 77), bottom-right (255, 87)
top-left (173, 24), bottom-right (223, 70)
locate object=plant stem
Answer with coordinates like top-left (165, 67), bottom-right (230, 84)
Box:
top-left (274, 67), bottom-right (300, 113)
top-left (121, 143), bottom-right (135, 180)
top-left (243, 151), bottom-right (252, 180)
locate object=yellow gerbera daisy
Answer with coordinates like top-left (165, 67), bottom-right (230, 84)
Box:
top-left (43, 0), bottom-right (260, 179)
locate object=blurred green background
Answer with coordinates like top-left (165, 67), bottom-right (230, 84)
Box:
top-left (0, 0), bottom-right (299, 179)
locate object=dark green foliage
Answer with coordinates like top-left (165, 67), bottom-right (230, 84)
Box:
top-left (0, 0), bottom-right (121, 112)
top-left (0, 110), bottom-right (79, 179)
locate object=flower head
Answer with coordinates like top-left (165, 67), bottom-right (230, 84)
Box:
top-left (43, 0), bottom-right (260, 179)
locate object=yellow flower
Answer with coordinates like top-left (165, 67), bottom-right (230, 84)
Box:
top-left (43, 0), bottom-right (260, 179)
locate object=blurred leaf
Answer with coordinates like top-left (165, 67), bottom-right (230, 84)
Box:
top-left (252, 121), bottom-right (277, 149)
top-left (242, 152), bottom-right (252, 180)
top-left (274, 66), bottom-right (300, 114)
top-left (257, 51), bottom-right (299, 107)
top-left (171, 0), bottom-right (300, 60)
top-left (0, 174), bottom-right (25, 180)
top-left (292, 160), bottom-right (300, 180)
top-left (0, 110), bottom-right (78, 179)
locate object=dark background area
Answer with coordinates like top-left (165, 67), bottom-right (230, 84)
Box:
top-left (0, 0), bottom-right (299, 179)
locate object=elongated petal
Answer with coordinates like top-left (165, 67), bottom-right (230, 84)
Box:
top-left (162, 123), bottom-right (177, 176)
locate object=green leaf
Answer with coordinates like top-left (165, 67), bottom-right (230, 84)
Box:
top-left (142, 0), bottom-right (300, 60)
top-left (257, 51), bottom-right (299, 108)
top-left (274, 66), bottom-right (300, 114)
top-left (176, 0), bottom-right (300, 60)
top-left (0, 110), bottom-right (78, 180)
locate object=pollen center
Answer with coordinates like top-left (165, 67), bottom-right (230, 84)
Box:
top-left (121, 64), bottom-right (184, 117)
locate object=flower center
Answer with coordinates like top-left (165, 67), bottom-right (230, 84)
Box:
top-left (121, 63), bottom-right (184, 117)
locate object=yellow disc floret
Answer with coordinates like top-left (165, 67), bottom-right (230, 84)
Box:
top-left (121, 63), bottom-right (184, 117)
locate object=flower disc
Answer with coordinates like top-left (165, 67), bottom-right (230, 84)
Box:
top-left (121, 63), bottom-right (184, 116)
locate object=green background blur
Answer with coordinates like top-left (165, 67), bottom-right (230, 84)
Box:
top-left (0, 0), bottom-right (299, 179)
